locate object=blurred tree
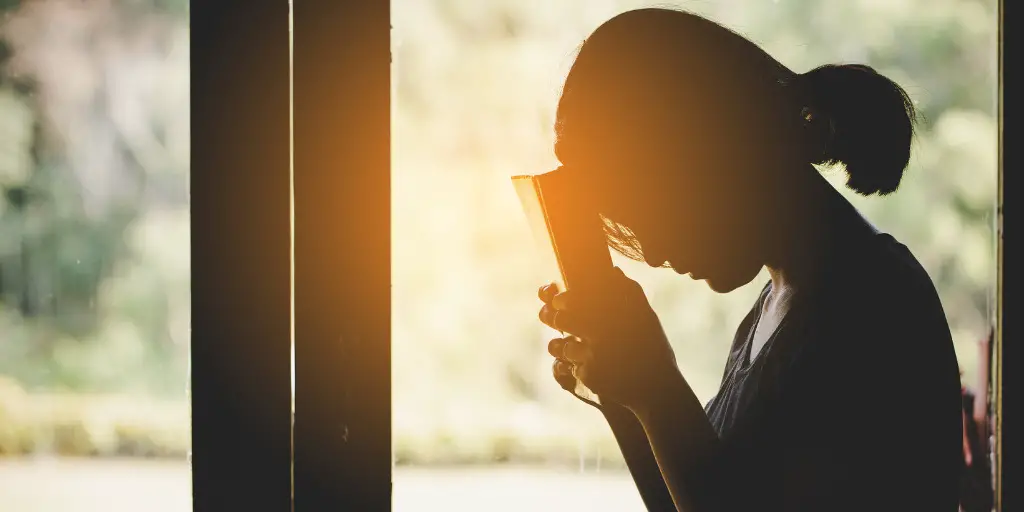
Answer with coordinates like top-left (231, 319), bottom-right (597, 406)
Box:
top-left (0, 0), bottom-right (1000, 464)
top-left (0, 0), bottom-right (189, 395)
top-left (390, 0), bottom-right (998, 462)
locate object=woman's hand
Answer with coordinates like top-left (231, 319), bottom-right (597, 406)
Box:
top-left (539, 267), bottom-right (681, 412)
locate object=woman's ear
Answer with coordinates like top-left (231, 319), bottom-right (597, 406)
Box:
top-left (800, 106), bottom-right (833, 165)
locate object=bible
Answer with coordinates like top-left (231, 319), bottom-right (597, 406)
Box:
top-left (512, 167), bottom-right (614, 404)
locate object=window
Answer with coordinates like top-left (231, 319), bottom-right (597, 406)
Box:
top-left (0, 1), bottom-right (193, 510)
top-left (390, 1), bottom-right (1001, 510)
top-left (4, 1), bottom-right (999, 510)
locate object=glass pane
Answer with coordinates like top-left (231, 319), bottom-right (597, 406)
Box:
top-left (0, 1), bottom-right (191, 510)
top-left (391, 1), bottom-right (998, 510)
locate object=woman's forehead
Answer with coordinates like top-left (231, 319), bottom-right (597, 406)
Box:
top-left (560, 160), bottom-right (672, 217)
top-left (555, 128), bottom-right (669, 171)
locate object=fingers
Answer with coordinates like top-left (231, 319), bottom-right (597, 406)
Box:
top-left (550, 340), bottom-right (604, 396)
top-left (547, 336), bottom-right (592, 364)
top-left (537, 283), bottom-right (559, 304)
top-left (549, 337), bottom-right (590, 393)
top-left (552, 359), bottom-right (576, 392)
top-left (553, 357), bottom-right (603, 397)
top-left (538, 303), bottom-right (583, 334)
top-left (551, 289), bottom-right (605, 314)
top-left (561, 338), bottom-right (592, 365)
top-left (539, 289), bottom-right (592, 335)
top-left (540, 268), bottom-right (634, 305)
top-left (550, 290), bottom-right (574, 312)
top-left (547, 337), bottom-right (567, 358)
top-left (538, 303), bottom-right (557, 329)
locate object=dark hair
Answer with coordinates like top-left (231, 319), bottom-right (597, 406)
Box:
top-left (788, 63), bottom-right (917, 196)
top-left (556, 9), bottom-right (917, 263)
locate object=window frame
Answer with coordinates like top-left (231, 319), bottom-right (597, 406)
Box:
top-left (292, 1), bottom-right (392, 510)
top-left (190, 0), bottom-right (1004, 510)
top-left (190, 1), bottom-right (294, 510)
top-left (191, 0), bottom-right (392, 510)
top-left (994, 0), bottom-right (1004, 509)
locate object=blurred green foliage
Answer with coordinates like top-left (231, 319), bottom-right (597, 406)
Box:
top-left (0, 0), bottom-right (999, 467)
top-left (0, 376), bottom-right (188, 458)
top-left (391, 0), bottom-right (998, 465)
top-left (0, 1), bottom-right (189, 398)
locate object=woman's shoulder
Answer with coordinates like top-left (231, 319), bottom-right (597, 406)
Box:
top-left (813, 235), bottom-right (955, 371)
top-left (794, 233), bottom-right (950, 357)
top-left (829, 232), bottom-right (942, 311)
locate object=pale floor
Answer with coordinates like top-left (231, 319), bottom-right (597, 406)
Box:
top-left (0, 459), bottom-right (646, 512)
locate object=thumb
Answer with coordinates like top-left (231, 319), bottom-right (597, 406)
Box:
top-left (611, 266), bottom-right (642, 292)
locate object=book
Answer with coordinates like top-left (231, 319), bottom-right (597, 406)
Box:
top-left (512, 167), bottom-right (613, 405)
top-left (511, 167), bottom-right (614, 293)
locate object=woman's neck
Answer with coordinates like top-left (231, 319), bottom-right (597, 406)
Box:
top-left (764, 171), bottom-right (878, 294)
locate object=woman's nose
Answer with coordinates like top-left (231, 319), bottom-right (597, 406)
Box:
top-left (641, 243), bottom-right (667, 268)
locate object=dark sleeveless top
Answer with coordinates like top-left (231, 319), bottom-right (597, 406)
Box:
top-left (700, 233), bottom-right (963, 511)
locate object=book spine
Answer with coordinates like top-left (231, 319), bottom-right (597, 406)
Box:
top-left (534, 177), bottom-right (571, 290)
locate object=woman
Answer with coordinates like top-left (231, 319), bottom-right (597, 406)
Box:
top-left (535, 8), bottom-right (963, 512)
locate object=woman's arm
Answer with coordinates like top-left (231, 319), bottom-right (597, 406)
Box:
top-left (538, 276), bottom-right (724, 511)
top-left (599, 400), bottom-right (678, 511)
top-left (631, 371), bottom-right (723, 512)
top-left (553, 364), bottom-right (676, 509)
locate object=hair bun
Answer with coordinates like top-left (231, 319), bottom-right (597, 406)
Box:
top-left (795, 64), bottom-right (917, 196)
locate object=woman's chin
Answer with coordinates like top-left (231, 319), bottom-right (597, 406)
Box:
top-left (704, 278), bottom-right (729, 293)
top-left (673, 265), bottom-right (748, 293)
top-left (703, 274), bottom-right (746, 293)
top-left (705, 268), bottom-right (763, 293)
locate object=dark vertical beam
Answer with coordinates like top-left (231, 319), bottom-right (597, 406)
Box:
top-left (190, 1), bottom-right (293, 511)
top-left (292, 0), bottom-right (392, 510)
top-left (994, 0), bottom-right (1005, 510)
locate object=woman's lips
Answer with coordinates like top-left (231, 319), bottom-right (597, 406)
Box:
top-left (671, 262), bottom-right (702, 279)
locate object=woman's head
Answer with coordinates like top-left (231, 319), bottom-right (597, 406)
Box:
top-left (554, 8), bottom-right (917, 292)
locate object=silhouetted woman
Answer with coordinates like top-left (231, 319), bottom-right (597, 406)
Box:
top-left (536, 9), bottom-right (963, 511)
